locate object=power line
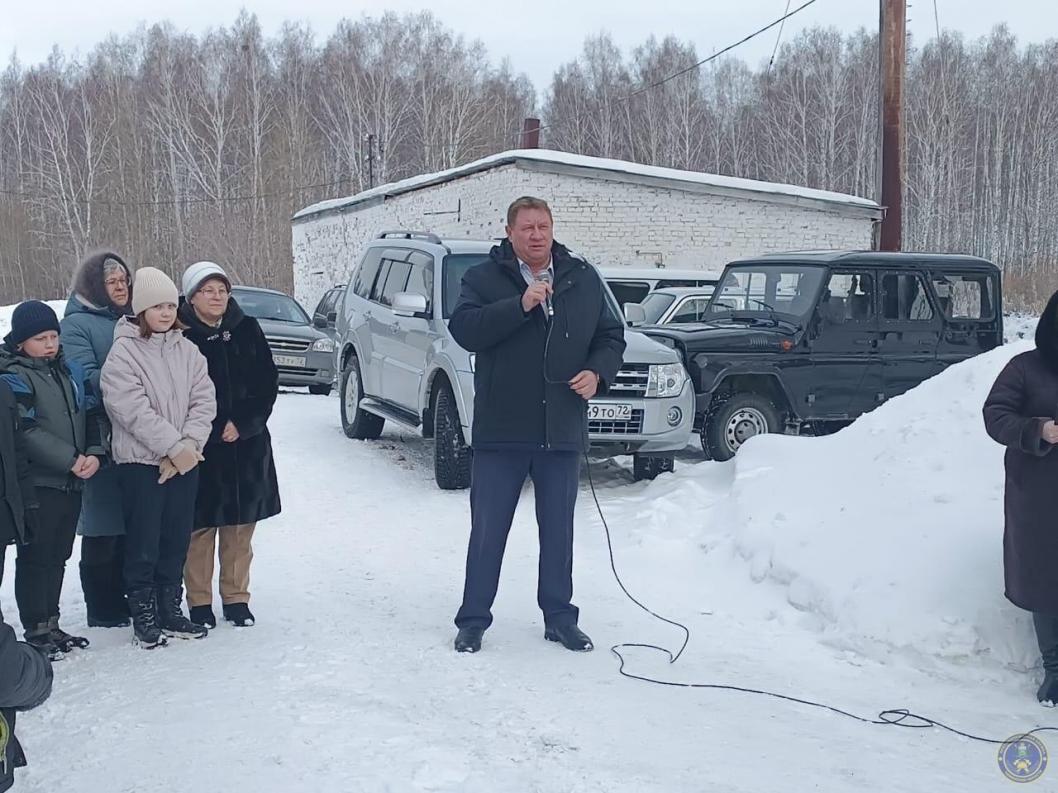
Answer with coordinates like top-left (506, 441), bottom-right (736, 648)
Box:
top-left (933, 0), bottom-right (941, 41)
top-left (524, 0), bottom-right (821, 142)
top-left (768, 0), bottom-right (794, 73)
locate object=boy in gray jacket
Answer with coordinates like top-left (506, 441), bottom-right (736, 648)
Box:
top-left (0, 301), bottom-right (103, 660)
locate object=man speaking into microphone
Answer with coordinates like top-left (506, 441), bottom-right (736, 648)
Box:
top-left (448, 196), bottom-right (626, 654)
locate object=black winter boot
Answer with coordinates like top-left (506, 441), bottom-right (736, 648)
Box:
top-left (189, 605), bottom-right (216, 629)
top-left (127, 588), bottom-right (167, 649)
top-left (48, 616), bottom-right (89, 652)
top-left (1033, 612), bottom-right (1058, 706)
top-left (81, 562), bottom-right (131, 628)
top-left (25, 626), bottom-right (64, 661)
top-left (158, 585), bottom-right (208, 640)
top-left (223, 603), bottom-right (255, 628)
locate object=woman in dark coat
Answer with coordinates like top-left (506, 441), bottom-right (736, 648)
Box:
top-left (59, 251), bottom-right (133, 628)
top-left (178, 261), bottom-right (281, 629)
top-left (983, 290), bottom-right (1058, 706)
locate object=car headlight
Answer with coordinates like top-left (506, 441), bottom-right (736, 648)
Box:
top-left (646, 363), bottom-right (686, 398)
top-left (311, 338), bottom-right (335, 353)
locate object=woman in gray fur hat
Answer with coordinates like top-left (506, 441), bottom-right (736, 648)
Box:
top-left (60, 251), bottom-right (133, 628)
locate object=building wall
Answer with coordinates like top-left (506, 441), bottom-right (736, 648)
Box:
top-left (292, 163), bottom-right (875, 311)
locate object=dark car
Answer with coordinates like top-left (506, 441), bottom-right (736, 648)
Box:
top-left (641, 251), bottom-right (1003, 461)
top-left (231, 285), bottom-right (336, 395)
top-left (311, 285), bottom-right (344, 340)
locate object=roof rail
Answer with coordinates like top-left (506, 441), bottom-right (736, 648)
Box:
top-left (377, 230), bottom-right (443, 244)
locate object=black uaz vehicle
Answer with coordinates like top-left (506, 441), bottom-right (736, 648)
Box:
top-left (640, 251), bottom-right (1002, 460)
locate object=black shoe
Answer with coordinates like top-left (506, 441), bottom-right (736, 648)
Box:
top-left (544, 624), bottom-right (594, 652)
top-left (158, 585), bottom-right (208, 639)
top-left (25, 629), bottom-right (65, 661)
top-left (127, 588), bottom-right (168, 649)
top-left (189, 605), bottom-right (217, 629)
top-left (454, 627), bottom-right (484, 653)
top-left (223, 603), bottom-right (255, 628)
top-left (1034, 613), bottom-right (1058, 706)
top-left (48, 618), bottom-right (89, 652)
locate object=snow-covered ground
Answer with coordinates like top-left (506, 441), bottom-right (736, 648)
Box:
top-left (0, 301), bottom-right (1054, 791)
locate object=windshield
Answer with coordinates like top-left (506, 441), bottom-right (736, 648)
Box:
top-left (234, 290), bottom-right (310, 325)
top-left (640, 293), bottom-right (676, 324)
top-left (705, 264), bottom-right (826, 318)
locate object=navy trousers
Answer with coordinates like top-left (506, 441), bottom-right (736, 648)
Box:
top-left (455, 449), bottom-right (581, 630)
top-left (119, 464), bottom-right (199, 593)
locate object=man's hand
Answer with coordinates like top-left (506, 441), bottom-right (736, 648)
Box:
top-left (1043, 420), bottom-right (1058, 445)
top-left (222, 421), bottom-right (240, 443)
top-left (521, 281), bottom-right (552, 313)
top-left (569, 370), bottom-right (600, 400)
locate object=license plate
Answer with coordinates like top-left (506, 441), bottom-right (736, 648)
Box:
top-left (273, 354), bottom-right (305, 368)
top-left (587, 403), bottom-right (633, 421)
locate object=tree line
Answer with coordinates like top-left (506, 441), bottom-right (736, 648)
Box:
top-left (0, 12), bottom-right (1054, 310)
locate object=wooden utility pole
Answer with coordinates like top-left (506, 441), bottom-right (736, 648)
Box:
top-left (366, 133), bottom-right (376, 188)
top-left (878, 0), bottom-right (907, 250)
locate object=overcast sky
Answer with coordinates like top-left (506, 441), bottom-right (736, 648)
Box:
top-left (2, 0), bottom-right (1054, 92)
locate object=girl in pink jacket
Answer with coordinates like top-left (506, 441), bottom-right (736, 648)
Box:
top-left (100, 268), bottom-right (217, 648)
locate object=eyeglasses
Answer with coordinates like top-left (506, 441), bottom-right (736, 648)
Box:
top-left (105, 277), bottom-right (129, 288)
top-left (199, 288), bottom-right (230, 298)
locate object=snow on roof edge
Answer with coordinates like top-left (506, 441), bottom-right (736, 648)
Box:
top-left (292, 149), bottom-right (881, 222)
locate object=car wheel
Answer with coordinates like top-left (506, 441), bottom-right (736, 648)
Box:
top-left (632, 454), bottom-right (675, 482)
top-left (704, 393), bottom-right (782, 462)
top-left (309, 384), bottom-right (333, 396)
top-left (434, 383), bottom-right (472, 490)
top-left (340, 355), bottom-right (383, 440)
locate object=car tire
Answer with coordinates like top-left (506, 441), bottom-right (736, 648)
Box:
top-left (340, 355), bottom-right (383, 440)
top-left (434, 383), bottom-right (472, 490)
top-left (632, 454), bottom-right (675, 482)
top-left (703, 392), bottom-right (782, 462)
top-left (309, 384), bottom-right (333, 396)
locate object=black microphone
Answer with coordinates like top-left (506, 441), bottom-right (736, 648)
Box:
top-left (535, 271), bottom-right (554, 317)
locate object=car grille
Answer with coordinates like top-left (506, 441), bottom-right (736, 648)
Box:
top-left (589, 409), bottom-right (644, 435)
top-left (276, 365), bottom-right (318, 376)
top-left (266, 336), bottom-right (311, 353)
top-left (608, 364), bottom-right (648, 398)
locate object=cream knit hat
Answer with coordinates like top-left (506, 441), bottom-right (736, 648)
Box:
top-left (131, 267), bottom-right (179, 315)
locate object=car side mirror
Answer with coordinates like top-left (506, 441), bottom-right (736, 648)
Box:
top-left (623, 303), bottom-right (646, 326)
top-left (312, 316), bottom-right (328, 329)
top-left (393, 292), bottom-right (428, 318)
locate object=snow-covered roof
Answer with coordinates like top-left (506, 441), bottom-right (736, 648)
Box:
top-left (292, 149), bottom-right (882, 223)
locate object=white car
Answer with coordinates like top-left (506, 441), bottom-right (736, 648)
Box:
top-left (624, 286), bottom-right (716, 327)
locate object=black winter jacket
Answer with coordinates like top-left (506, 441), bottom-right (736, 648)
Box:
top-left (0, 382), bottom-right (37, 547)
top-left (449, 240), bottom-right (626, 452)
top-left (0, 614), bottom-right (53, 793)
top-left (178, 299), bottom-right (281, 529)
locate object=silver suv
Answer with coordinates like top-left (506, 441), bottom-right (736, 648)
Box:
top-left (334, 231), bottom-right (694, 489)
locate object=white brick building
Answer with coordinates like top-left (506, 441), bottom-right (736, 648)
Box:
top-left (291, 149), bottom-right (882, 311)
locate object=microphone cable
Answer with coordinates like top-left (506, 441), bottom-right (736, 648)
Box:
top-left (540, 296), bottom-right (1058, 748)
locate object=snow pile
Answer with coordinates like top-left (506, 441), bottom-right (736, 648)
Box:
top-left (711, 341), bottom-right (1038, 671)
top-left (1005, 312), bottom-right (1037, 343)
top-left (0, 300), bottom-right (68, 340)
